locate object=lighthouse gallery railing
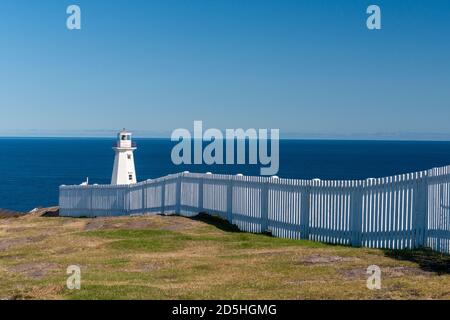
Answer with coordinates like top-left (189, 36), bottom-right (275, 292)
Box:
top-left (59, 165), bottom-right (450, 254)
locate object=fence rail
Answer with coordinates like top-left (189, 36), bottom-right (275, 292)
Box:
top-left (59, 166), bottom-right (450, 254)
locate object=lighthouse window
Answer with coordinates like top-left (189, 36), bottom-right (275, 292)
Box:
top-left (129, 174), bottom-right (133, 181)
top-left (121, 135), bottom-right (126, 140)
top-left (127, 154), bottom-right (131, 160)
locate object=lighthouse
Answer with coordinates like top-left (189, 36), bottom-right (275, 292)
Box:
top-left (111, 129), bottom-right (137, 185)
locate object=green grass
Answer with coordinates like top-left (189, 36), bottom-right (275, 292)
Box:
top-left (67, 284), bottom-right (168, 300)
top-left (226, 232), bottom-right (330, 250)
top-left (83, 227), bottom-right (330, 252)
top-left (83, 229), bottom-right (193, 252)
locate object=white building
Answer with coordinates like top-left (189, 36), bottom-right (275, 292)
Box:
top-left (111, 129), bottom-right (137, 185)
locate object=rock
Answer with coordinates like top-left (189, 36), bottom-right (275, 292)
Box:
top-left (0, 209), bottom-right (24, 218)
top-left (27, 207), bottom-right (59, 217)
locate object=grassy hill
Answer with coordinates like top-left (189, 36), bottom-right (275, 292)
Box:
top-left (0, 213), bottom-right (449, 300)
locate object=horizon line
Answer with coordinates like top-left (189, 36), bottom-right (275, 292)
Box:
top-left (2, 134), bottom-right (450, 142)
top-left (2, 129), bottom-right (450, 141)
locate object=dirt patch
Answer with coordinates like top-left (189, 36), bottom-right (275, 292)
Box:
top-left (160, 221), bottom-right (191, 231)
top-left (31, 235), bottom-right (47, 242)
top-left (0, 219), bottom-right (14, 225)
top-left (296, 254), bottom-right (358, 265)
top-left (255, 251), bottom-right (286, 257)
top-left (83, 215), bottom-right (198, 232)
top-left (339, 268), bottom-right (367, 280)
top-left (84, 219), bottom-right (107, 231)
top-left (5, 227), bottom-right (30, 233)
top-left (160, 215), bottom-right (203, 231)
top-left (339, 265), bottom-right (434, 280)
top-left (0, 235), bottom-right (47, 252)
top-left (131, 262), bottom-right (164, 272)
top-left (84, 218), bottom-right (159, 231)
top-left (123, 219), bottom-right (160, 230)
top-left (384, 266), bottom-right (434, 278)
top-left (8, 262), bottom-right (60, 280)
top-left (0, 237), bottom-right (33, 251)
top-left (54, 247), bottom-right (80, 255)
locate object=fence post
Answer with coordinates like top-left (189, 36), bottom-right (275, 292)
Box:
top-left (161, 179), bottom-right (166, 215)
top-left (127, 185), bottom-right (131, 216)
top-left (300, 186), bottom-right (310, 240)
top-left (413, 172), bottom-right (429, 248)
top-left (175, 174), bottom-right (182, 214)
top-left (260, 179), bottom-right (269, 233)
top-left (89, 186), bottom-right (94, 218)
top-left (142, 183), bottom-right (146, 215)
top-left (226, 177), bottom-right (233, 223)
top-left (198, 176), bottom-right (204, 213)
top-left (350, 182), bottom-right (363, 247)
top-left (421, 173), bottom-right (429, 248)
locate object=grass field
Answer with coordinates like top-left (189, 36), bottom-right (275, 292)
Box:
top-left (0, 213), bottom-right (449, 300)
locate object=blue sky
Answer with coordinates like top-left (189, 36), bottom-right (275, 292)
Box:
top-left (0, 0), bottom-right (449, 138)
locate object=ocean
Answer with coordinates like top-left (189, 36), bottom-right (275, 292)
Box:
top-left (2, 138), bottom-right (450, 212)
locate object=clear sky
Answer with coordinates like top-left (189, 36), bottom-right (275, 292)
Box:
top-left (1, 0), bottom-right (449, 138)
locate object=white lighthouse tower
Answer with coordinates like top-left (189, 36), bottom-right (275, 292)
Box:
top-left (111, 129), bottom-right (137, 185)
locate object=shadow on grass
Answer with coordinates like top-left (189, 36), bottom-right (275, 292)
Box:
top-left (181, 212), bottom-right (274, 237)
top-left (189, 213), bottom-right (242, 233)
top-left (184, 213), bottom-right (331, 249)
top-left (383, 248), bottom-right (450, 275)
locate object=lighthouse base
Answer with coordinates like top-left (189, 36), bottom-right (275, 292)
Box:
top-left (111, 147), bottom-right (137, 185)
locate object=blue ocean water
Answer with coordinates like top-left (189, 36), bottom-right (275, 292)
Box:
top-left (1, 138), bottom-right (450, 212)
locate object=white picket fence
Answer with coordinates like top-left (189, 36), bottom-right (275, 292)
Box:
top-left (59, 165), bottom-right (450, 254)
